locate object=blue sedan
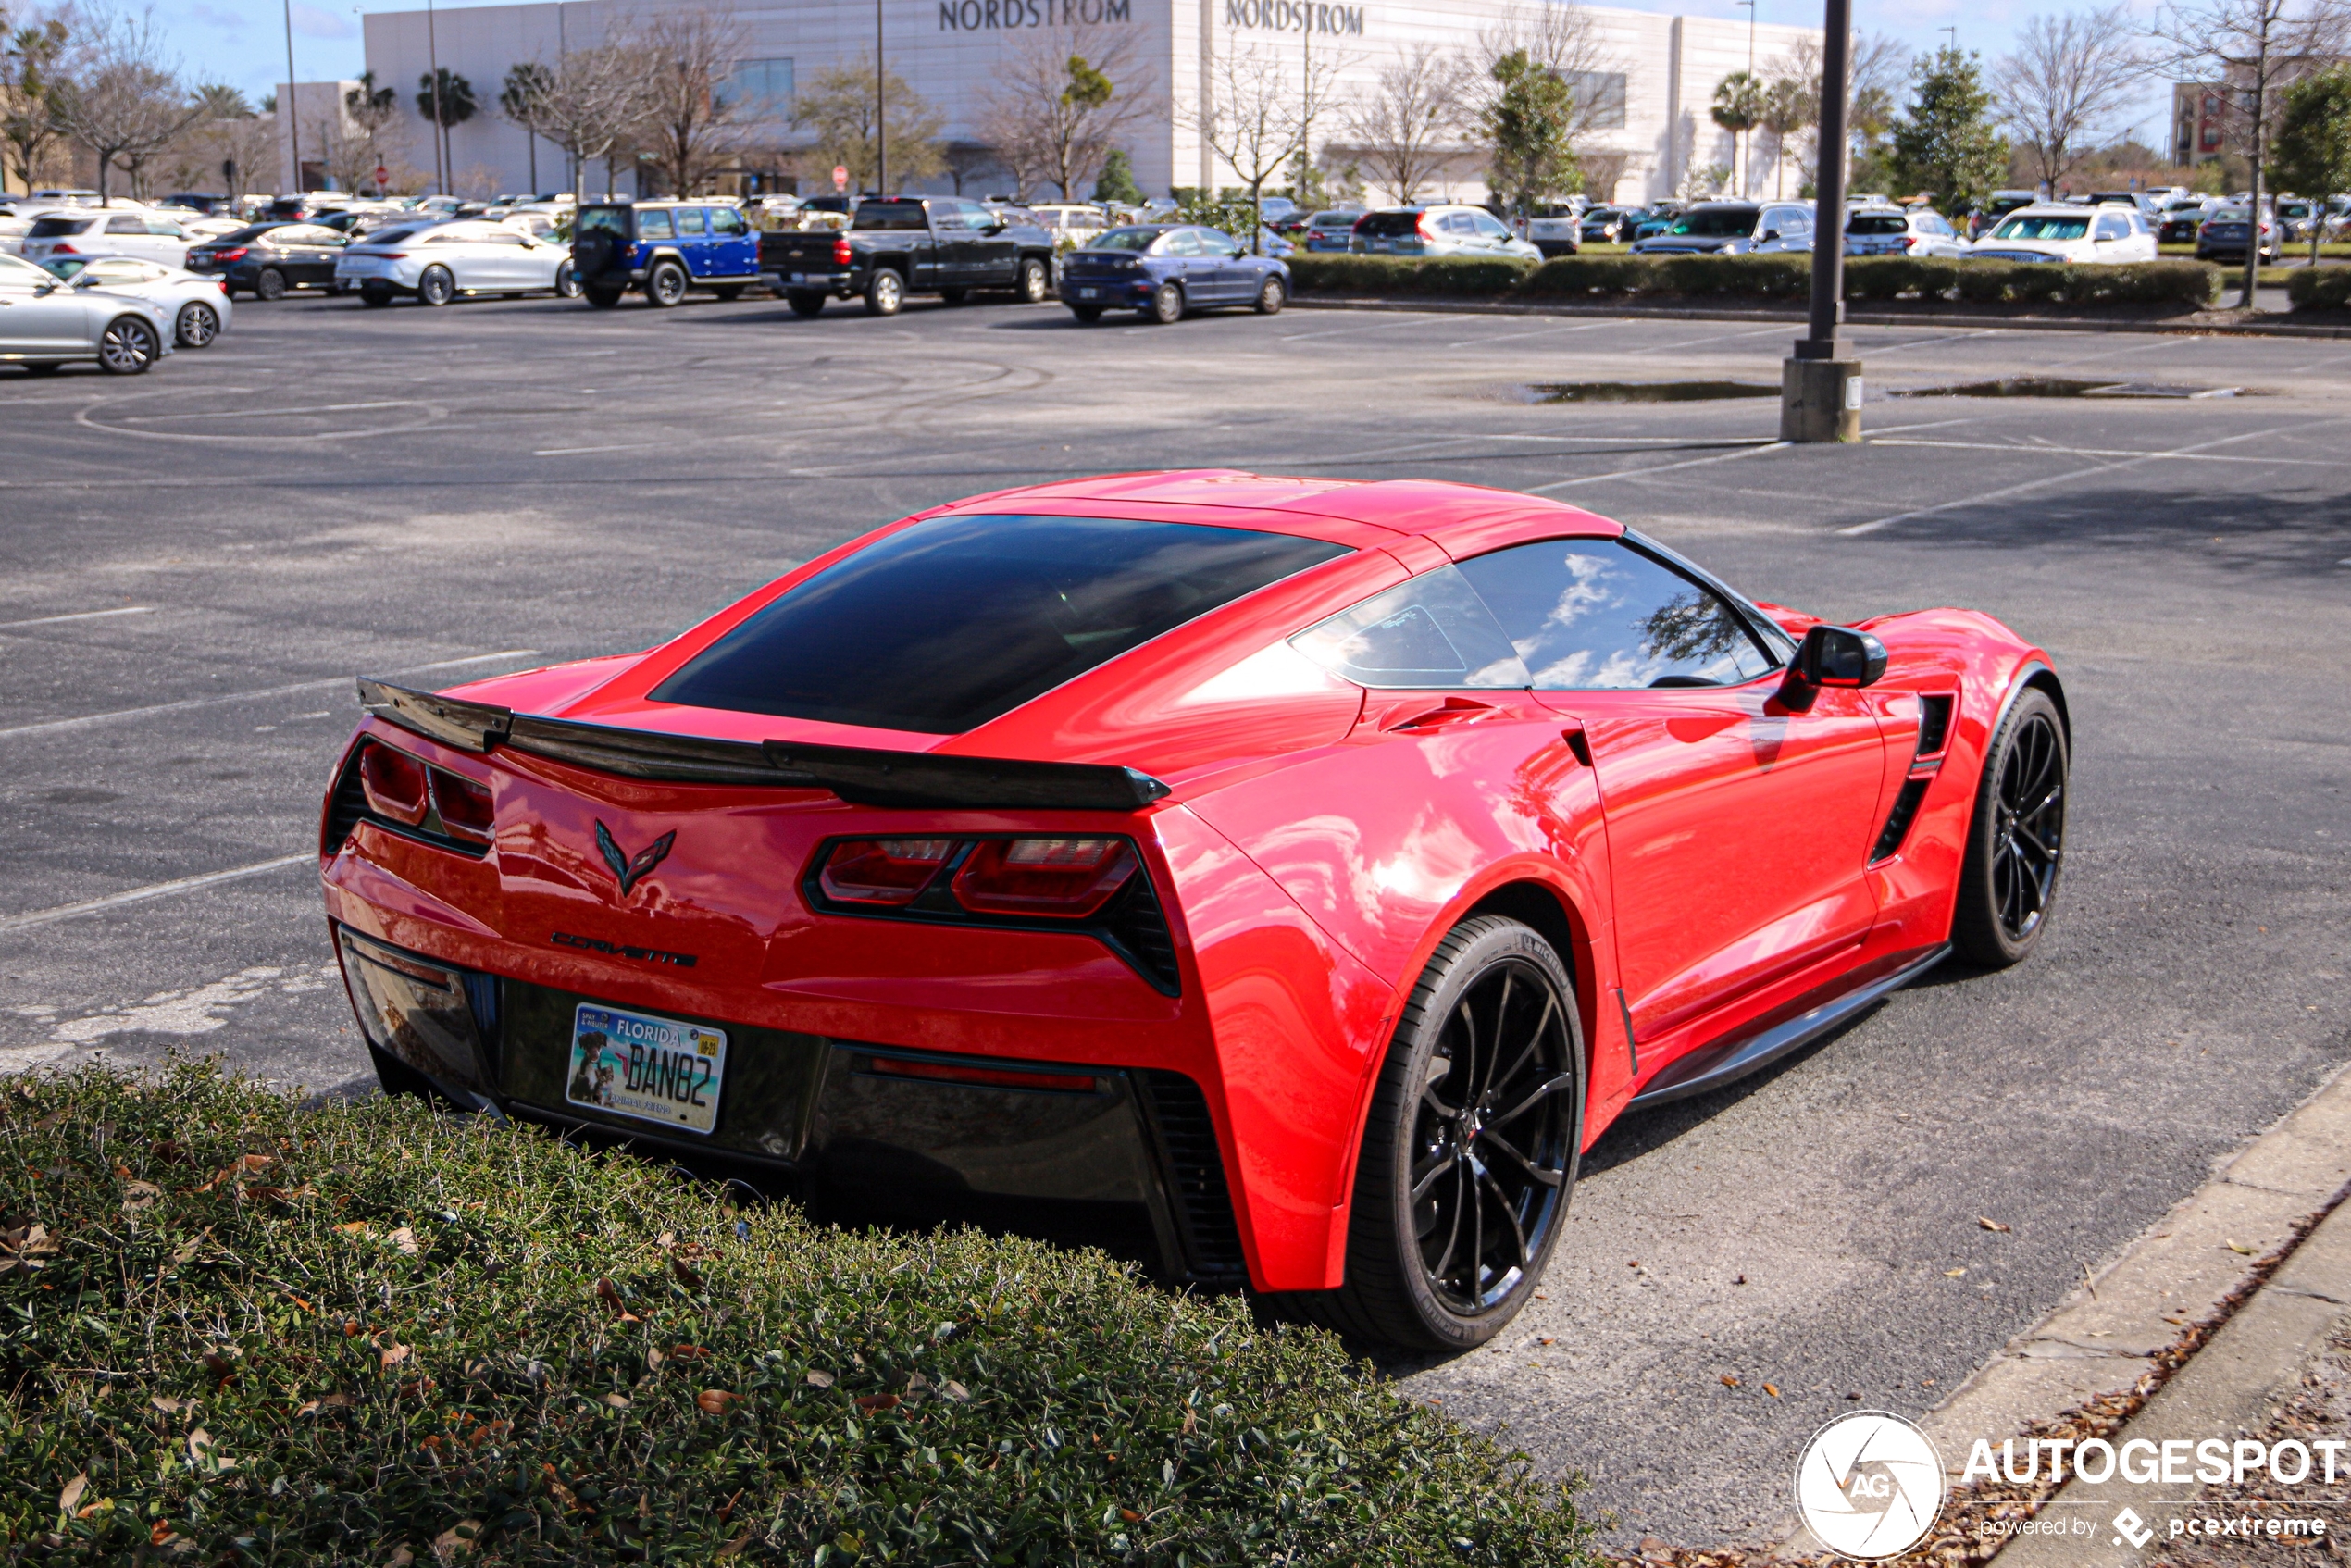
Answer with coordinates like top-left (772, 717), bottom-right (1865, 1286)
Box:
top-left (1058, 225), bottom-right (1290, 325)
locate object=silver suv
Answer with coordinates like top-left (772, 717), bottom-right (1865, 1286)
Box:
top-left (1630, 201), bottom-right (1815, 255)
top-left (1350, 205), bottom-right (1543, 261)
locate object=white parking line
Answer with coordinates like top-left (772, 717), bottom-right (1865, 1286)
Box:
top-left (534, 442), bottom-right (670, 456)
top-left (0, 650), bottom-right (539, 741)
top-left (1869, 437), bottom-right (2351, 467)
top-left (1630, 323), bottom-right (1795, 355)
top-left (1275, 313), bottom-right (1453, 342)
top-left (1836, 417), bottom-right (2351, 536)
top-left (1441, 319), bottom-right (1623, 348)
top-left (0, 605), bottom-right (154, 630)
top-left (0, 854), bottom-right (312, 936)
top-left (1527, 441), bottom-right (1791, 492)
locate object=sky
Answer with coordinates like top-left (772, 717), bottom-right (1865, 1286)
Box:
top-left (143, 0), bottom-right (2173, 165)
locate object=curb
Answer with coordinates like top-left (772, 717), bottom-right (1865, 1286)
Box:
top-left (1287, 295), bottom-right (2351, 340)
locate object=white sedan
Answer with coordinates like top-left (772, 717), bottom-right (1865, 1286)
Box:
top-left (1968, 204), bottom-right (2158, 265)
top-left (39, 254), bottom-right (233, 347)
top-left (336, 220), bottom-right (579, 306)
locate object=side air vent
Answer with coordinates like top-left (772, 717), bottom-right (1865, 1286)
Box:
top-left (1915, 694), bottom-right (1954, 758)
top-left (1136, 1069), bottom-right (1248, 1285)
top-left (1100, 875), bottom-right (1182, 995)
top-left (1871, 777), bottom-right (1934, 864)
top-left (322, 748), bottom-right (371, 858)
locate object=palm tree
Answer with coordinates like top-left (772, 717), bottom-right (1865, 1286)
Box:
top-left (417, 68), bottom-right (477, 190)
top-left (1711, 71), bottom-right (1763, 197)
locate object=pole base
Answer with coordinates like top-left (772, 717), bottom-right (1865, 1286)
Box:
top-left (1780, 356), bottom-right (1862, 443)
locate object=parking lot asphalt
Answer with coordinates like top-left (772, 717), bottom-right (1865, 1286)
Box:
top-left (4, 290), bottom-right (2347, 1549)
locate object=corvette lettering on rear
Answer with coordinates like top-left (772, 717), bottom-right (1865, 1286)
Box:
top-left (550, 931), bottom-right (699, 967)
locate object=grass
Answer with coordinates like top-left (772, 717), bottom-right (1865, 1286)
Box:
top-left (1, 1062), bottom-right (1602, 1566)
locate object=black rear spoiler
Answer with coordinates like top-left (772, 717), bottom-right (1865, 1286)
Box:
top-left (355, 678), bottom-right (1171, 811)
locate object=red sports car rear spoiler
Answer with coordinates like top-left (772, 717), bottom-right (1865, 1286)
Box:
top-left (355, 678), bottom-right (1172, 811)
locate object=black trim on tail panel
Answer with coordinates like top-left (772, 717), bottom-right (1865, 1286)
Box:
top-left (1134, 1069), bottom-right (1249, 1285)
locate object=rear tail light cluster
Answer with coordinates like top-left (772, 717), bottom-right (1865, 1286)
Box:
top-left (1416, 214), bottom-right (1438, 241)
top-left (831, 235), bottom-right (853, 266)
top-left (808, 834), bottom-right (1179, 992)
top-left (213, 247), bottom-right (248, 264)
top-left (324, 737), bottom-right (495, 857)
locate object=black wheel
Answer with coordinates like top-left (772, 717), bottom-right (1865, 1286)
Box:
top-left (255, 268), bottom-right (287, 302)
top-left (1952, 687), bottom-right (2068, 967)
top-left (645, 260), bottom-right (689, 307)
top-left (786, 291), bottom-right (827, 317)
top-left (1254, 274), bottom-right (1287, 315)
top-left (175, 300), bottom-right (219, 347)
top-left (712, 283), bottom-right (745, 301)
top-left (937, 286), bottom-right (968, 304)
top-left (583, 284), bottom-right (624, 309)
top-left (1068, 305), bottom-right (1103, 324)
top-left (554, 265), bottom-right (581, 299)
top-left (864, 268), bottom-right (904, 316)
top-left (359, 282), bottom-right (393, 306)
top-left (97, 315), bottom-right (161, 375)
top-left (1297, 915), bottom-right (1582, 1350)
top-left (1145, 280), bottom-right (1183, 324)
top-left (1016, 255), bottom-right (1051, 304)
top-left (417, 266), bottom-right (454, 306)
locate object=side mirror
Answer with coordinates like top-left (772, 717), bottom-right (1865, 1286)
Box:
top-left (1231, 243), bottom-right (1249, 257)
top-left (1778, 624), bottom-right (1887, 711)
top-left (1760, 229), bottom-right (1781, 243)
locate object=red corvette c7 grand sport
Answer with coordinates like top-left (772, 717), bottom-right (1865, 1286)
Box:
top-left (321, 472), bottom-right (2068, 1350)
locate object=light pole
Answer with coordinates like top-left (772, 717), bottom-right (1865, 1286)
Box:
top-left (1735, 0), bottom-right (1755, 194)
top-left (875, 0), bottom-right (887, 196)
top-left (1779, 0), bottom-right (1857, 442)
top-left (426, 0), bottom-right (444, 194)
top-left (281, 0), bottom-right (301, 194)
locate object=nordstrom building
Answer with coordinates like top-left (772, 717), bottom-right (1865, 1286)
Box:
top-left (358, 0), bottom-right (1820, 205)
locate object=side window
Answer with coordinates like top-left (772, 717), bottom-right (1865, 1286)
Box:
top-left (106, 214), bottom-right (145, 234)
top-left (709, 206), bottom-right (746, 235)
top-left (1439, 212), bottom-right (1476, 235)
top-left (1196, 227), bottom-right (1238, 253)
top-left (1452, 539), bottom-right (1775, 690)
top-left (1161, 228), bottom-right (1202, 257)
top-left (1472, 211), bottom-right (1511, 237)
top-left (678, 207), bottom-right (707, 235)
top-left (639, 209), bottom-right (675, 240)
top-left (2095, 214), bottom-right (2127, 241)
top-left (1290, 565), bottom-right (1530, 690)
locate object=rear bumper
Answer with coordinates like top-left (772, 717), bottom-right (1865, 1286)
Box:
top-left (334, 922), bottom-right (1250, 1288)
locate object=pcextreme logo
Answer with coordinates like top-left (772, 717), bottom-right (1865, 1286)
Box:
top-left (1794, 1411), bottom-right (1947, 1560)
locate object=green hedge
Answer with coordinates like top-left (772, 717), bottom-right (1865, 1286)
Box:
top-left (1293, 252), bottom-right (2221, 311)
top-left (2288, 267), bottom-right (2351, 310)
top-left (3, 1063), bottom-right (1600, 1566)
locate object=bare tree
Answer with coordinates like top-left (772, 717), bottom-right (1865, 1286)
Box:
top-left (628, 6), bottom-right (758, 197)
top-left (2147, 0), bottom-right (2351, 305)
top-left (792, 53), bottom-right (942, 193)
top-left (1343, 40), bottom-right (1458, 204)
top-left (1783, 31), bottom-right (1907, 190)
top-left (1996, 6), bottom-right (2143, 194)
top-left (3, 7), bottom-right (74, 193)
top-left (534, 39), bottom-right (652, 198)
top-left (46, 7), bottom-right (205, 203)
top-left (346, 69), bottom-right (398, 193)
top-left (1177, 37), bottom-right (1343, 249)
top-left (939, 138), bottom-right (995, 195)
top-left (307, 101), bottom-right (372, 193)
top-left (976, 16), bottom-right (1155, 201)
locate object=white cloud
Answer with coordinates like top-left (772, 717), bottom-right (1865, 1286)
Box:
top-left (291, 1), bottom-right (357, 40)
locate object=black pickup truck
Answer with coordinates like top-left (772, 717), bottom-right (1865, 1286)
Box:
top-left (759, 196), bottom-right (1057, 317)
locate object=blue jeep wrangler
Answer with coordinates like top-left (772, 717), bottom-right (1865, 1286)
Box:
top-left (570, 200), bottom-right (763, 308)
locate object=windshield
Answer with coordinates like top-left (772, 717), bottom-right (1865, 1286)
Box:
top-left (1992, 215), bottom-right (2090, 240)
top-left (211, 224), bottom-right (288, 244)
top-left (651, 515), bottom-right (1349, 734)
top-left (575, 206), bottom-right (631, 238)
top-left (357, 226), bottom-right (425, 248)
top-left (1669, 207), bottom-right (1761, 237)
top-left (1088, 227), bottom-right (1162, 251)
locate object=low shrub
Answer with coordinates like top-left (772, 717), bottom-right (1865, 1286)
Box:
top-left (1842, 256), bottom-right (1967, 301)
top-left (2288, 267), bottom-right (2351, 311)
top-left (1284, 253), bottom-right (1536, 297)
top-left (1517, 255), bottom-right (1661, 295)
top-left (1, 1063), bottom-right (1600, 1566)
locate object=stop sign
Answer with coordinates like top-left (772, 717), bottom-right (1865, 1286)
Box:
top-left (832, 165), bottom-right (849, 192)
top-left (373, 163), bottom-right (389, 188)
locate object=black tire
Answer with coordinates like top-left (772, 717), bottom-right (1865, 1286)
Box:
top-left (1295, 915), bottom-right (1583, 1350)
top-left (359, 282), bottom-right (394, 306)
top-left (1146, 280), bottom-right (1183, 324)
top-left (175, 299), bottom-right (219, 347)
top-left (1952, 686), bottom-right (2068, 967)
top-left (583, 284), bottom-right (624, 309)
top-left (1015, 255), bottom-right (1051, 304)
top-left (712, 283), bottom-right (746, 301)
top-left (864, 268), bottom-right (905, 316)
top-left (1254, 274), bottom-right (1287, 315)
top-left (937, 286), bottom-right (968, 305)
top-left (554, 265), bottom-right (581, 299)
top-left (417, 266), bottom-right (455, 307)
top-left (786, 291), bottom-right (827, 317)
top-left (255, 268), bottom-right (287, 302)
top-left (1068, 305), bottom-right (1103, 324)
top-left (96, 314), bottom-right (160, 376)
top-left (645, 260), bottom-right (689, 307)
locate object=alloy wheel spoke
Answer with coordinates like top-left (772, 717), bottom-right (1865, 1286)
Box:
top-left (1494, 1072), bottom-right (1575, 1128)
top-left (1477, 1167), bottom-right (1531, 1268)
top-left (1479, 1128), bottom-right (1564, 1188)
top-left (1476, 971), bottom-right (1515, 1102)
top-left (1429, 1163), bottom-right (1467, 1282)
top-left (1411, 1149), bottom-right (1459, 1204)
top-left (1489, 990), bottom-right (1557, 1111)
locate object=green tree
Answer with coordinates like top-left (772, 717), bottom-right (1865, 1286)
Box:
top-left (417, 67), bottom-right (477, 189)
top-left (1482, 48), bottom-right (1581, 219)
top-left (2270, 65), bottom-right (2351, 267)
top-left (1, 14), bottom-right (71, 194)
top-left (1888, 45), bottom-right (2009, 213)
top-left (1710, 70), bottom-right (1763, 195)
top-left (791, 56), bottom-right (943, 192)
top-left (1093, 146), bottom-right (1139, 204)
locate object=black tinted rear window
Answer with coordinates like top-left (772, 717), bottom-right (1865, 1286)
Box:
top-left (1354, 211), bottom-right (1422, 237)
top-left (653, 515), bottom-right (1350, 734)
top-left (853, 200), bottom-right (930, 231)
top-left (1848, 214), bottom-right (1907, 234)
top-left (28, 217), bottom-right (93, 236)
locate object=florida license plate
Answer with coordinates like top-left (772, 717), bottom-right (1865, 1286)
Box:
top-left (1078, 287), bottom-right (1098, 298)
top-left (565, 1002), bottom-right (727, 1135)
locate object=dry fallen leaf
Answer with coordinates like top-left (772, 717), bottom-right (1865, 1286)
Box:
top-left (656, 1230), bottom-right (676, 1249)
top-left (1120, 1508), bottom-right (1142, 1523)
top-left (1720, 1375), bottom-right (1741, 1388)
top-left (594, 1277), bottom-right (626, 1314)
top-left (336, 1221), bottom-right (372, 1237)
top-left (1762, 1384), bottom-right (1781, 1398)
top-left (666, 1344), bottom-right (710, 1363)
top-left (150, 1395), bottom-right (190, 1415)
top-left (671, 1257), bottom-right (704, 1288)
top-left (120, 1180), bottom-right (161, 1213)
top-left (940, 1379), bottom-right (970, 1402)
top-left (855, 1392), bottom-right (902, 1413)
top-left (696, 1388), bottom-right (739, 1414)
top-left (645, 1347), bottom-right (664, 1369)
top-left (1945, 1268), bottom-right (1967, 1277)
top-left (601, 1392), bottom-right (630, 1409)
top-left (380, 1344), bottom-right (411, 1370)
top-left (431, 1519), bottom-right (480, 1562)
top-left (1978, 1216), bottom-right (2011, 1233)
top-left (715, 1530), bottom-right (753, 1559)
top-left (386, 1549), bottom-right (415, 1568)
top-left (804, 1369), bottom-right (836, 1388)
top-left (57, 1474), bottom-right (88, 1515)
top-left (2226, 1240), bottom-right (2258, 1256)
top-left (388, 1226), bottom-right (419, 1256)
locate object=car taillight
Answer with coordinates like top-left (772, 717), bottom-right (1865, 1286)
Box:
top-left (51, 243), bottom-right (77, 255)
top-left (1416, 215), bottom-right (1437, 240)
top-left (952, 837), bottom-right (1136, 917)
top-left (432, 770), bottom-right (494, 843)
top-left (819, 839), bottom-right (955, 904)
top-left (372, 251), bottom-right (406, 259)
top-left (832, 235), bottom-right (852, 266)
top-left (359, 741), bottom-right (429, 824)
top-left (217, 247), bottom-right (247, 263)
